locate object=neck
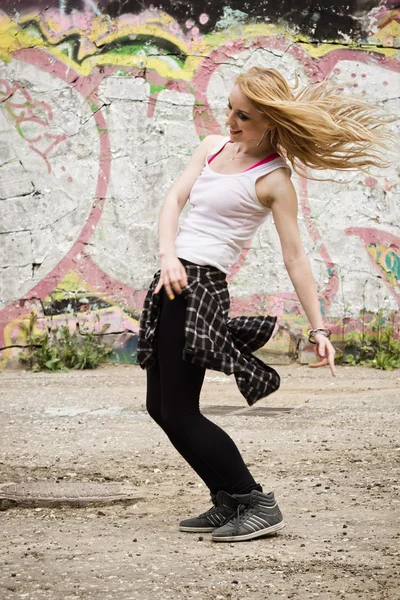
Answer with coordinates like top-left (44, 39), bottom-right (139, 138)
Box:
top-left (230, 138), bottom-right (275, 158)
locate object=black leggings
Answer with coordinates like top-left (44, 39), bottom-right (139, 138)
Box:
top-left (146, 287), bottom-right (260, 496)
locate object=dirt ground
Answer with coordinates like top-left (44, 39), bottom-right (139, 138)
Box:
top-left (0, 364), bottom-right (399, 600)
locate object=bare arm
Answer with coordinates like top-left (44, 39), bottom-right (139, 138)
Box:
top-left (257, 170), bottom-right (336, 375)
top-left (155, 135), bottom-right (224, 298)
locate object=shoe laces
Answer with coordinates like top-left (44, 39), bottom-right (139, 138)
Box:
top-left (219, 503), bottom-right (250, 534)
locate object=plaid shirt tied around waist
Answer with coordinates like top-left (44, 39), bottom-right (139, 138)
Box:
top-left (137, 264), bottom-right (280, 406)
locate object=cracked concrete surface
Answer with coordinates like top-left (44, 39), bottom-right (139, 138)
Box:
top-left (0, 364), bottom-right (399, 600)
top-left (1, 53), bottom-right (399, 314)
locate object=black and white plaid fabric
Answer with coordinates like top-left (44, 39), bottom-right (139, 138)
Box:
top-left (137, 264), bottom-right (280, 406)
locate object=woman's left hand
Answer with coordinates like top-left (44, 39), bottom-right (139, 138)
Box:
top-left (308, 334), bottom-right (336, 377)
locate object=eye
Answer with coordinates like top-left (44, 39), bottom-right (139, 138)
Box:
top-left (226, 103), bottom-right (249, 120)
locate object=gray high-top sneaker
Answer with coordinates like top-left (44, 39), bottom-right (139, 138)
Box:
top-left (211, 490), bottom-right (285, 542)
top-left (179, 491), bottom-right (239, 533)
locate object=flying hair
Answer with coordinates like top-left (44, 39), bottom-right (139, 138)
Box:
top-left (235, 67), bottom-right (396, 178)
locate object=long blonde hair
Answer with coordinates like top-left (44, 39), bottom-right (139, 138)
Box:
top-left (236, 67), bottom-right (395, 177)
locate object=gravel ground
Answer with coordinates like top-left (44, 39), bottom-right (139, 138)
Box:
top-left (0, 364), bottom-right (399, 600)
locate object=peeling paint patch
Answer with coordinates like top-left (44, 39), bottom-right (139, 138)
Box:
top-left (215, 7), bottom-right (249, 30)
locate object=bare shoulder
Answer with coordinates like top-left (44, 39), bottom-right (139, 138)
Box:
top-left (171, 135), bottom-right (226, 198)
top-left (202, 134), bottom-right (226, 152)
top-left (256, 167), bottom-right (296, 209)
top-left (187, 135), bottom-right (226, 170)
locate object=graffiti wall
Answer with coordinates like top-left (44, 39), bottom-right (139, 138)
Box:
top-left (0, 1), bottom-right (399, 367)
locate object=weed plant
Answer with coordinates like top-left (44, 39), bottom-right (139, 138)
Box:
top-left (335, 280), bottom-right (400, 371)
top-left (19, 312), bottom-right (112, 372)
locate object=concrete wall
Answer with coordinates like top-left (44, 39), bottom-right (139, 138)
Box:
top-left (0, 1), bottom-right (399, 367)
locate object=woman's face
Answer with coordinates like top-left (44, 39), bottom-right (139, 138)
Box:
top-left (225, 84), bottom-right (268, 144)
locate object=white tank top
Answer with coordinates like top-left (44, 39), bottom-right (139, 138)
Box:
top-left (175, 137), bottom-right (291, 274)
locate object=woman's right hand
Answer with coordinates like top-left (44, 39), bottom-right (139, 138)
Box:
top-left (154, 255), bottom-right (188, 299)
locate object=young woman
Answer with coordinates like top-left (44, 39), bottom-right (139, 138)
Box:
top-left (137, 67), bottom-right (392, 542)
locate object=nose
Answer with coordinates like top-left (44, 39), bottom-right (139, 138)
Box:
top-left (225, 107), bottom-right (235, 128)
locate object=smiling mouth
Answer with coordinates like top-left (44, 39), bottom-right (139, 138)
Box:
top-left (230, 128), bottom-right (242, 134)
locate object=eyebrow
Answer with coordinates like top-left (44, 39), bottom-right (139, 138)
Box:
top-left (228, 97), bottom-right (251, 116)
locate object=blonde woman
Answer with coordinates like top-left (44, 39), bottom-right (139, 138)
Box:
top-left (137, 67), bottom-right (392, 542)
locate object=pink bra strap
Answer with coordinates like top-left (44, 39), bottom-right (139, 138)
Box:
top-left (208, 141), bottom-right (279, 171)
top-left (208, 140), bottom-right (232, 164)
top-left (243, 153), bottom-right (280, 172)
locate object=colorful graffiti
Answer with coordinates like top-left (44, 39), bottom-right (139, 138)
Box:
top-left (0, 0), bottom-right (395, 43)
top-left (0, 1), bottom-right (399, 368)
top-left (346, 228), bottom-right (400, 301)
top-left (4, 271), bottom-right (140, 367)
top-left (0, 79), bottom-right (67, 174)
